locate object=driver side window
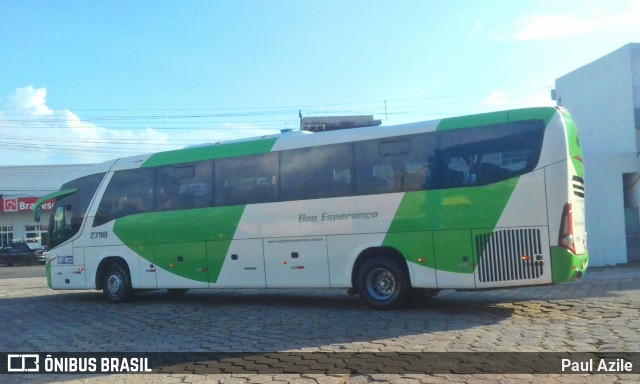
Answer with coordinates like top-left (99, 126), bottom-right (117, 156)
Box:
top-left (94, 169), bottom-right (155, 226)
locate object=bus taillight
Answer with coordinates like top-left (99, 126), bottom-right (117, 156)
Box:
top-left (559, 203), bottom-right (576, 254)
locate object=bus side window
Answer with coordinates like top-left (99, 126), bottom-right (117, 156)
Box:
top-left (436, 120), bottom-right (546, 188)
top-left (280, 144), bottom-right (353, 201)
top-left (94, 169), bottom-right (155, 226)
top-left (158, 162), bottom-right (213, 211)
top-left (214, 153), bottom-right (278, 206)
top-left (355, 133), bottom-right (436, 195)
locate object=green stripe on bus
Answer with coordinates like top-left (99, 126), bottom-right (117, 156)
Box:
top-left (142, 138), bottom-right (278, 167)
top-left (437, 107), bottom-right (556, 131)
top-left (558, 109), bottom-right (585, 178)
top-left (383, 178), bottom-right (518, 273)
top-left (113, 205), bottom-right (245, 283)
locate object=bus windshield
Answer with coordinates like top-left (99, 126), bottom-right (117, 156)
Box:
top-left (48, 173), bottom-right (105, 249)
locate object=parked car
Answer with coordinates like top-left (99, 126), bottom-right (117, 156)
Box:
top-left (37, 246), bottom-right (47, 264)
top-left (0, 242), bottom-right (45, 266)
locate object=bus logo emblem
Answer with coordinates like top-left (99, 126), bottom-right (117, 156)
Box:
top-left (7, 354), bottom-right (40, 372)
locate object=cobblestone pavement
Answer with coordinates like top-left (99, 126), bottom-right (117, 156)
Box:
top-left (0, 265), bottom-right (638, 383)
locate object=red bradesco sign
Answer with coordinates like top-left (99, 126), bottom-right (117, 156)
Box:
top-left (0, 197), bottom-right (54, 213)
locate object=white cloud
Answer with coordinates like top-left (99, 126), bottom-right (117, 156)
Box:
top-left (0, 86), bottom-right (169, 164)
top-left (482, 90), bottom-right (508, 108)
top-left (494, 0), bottom-right (640, 41)
top-left (0, 86), bottom-right (276, 166)
top-left (7, 86), bottom-right (53, 115)
top-left (510, 14), bottom-right (594, 41)
top-left (479, 89), bottom-right (556, 113)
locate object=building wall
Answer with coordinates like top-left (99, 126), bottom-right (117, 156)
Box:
top-left (0, 211), bottom-right (48, 245)
top-left (0, 164), bottom-right (90, 246)
top-left (555, 43), bottom-right (640, 266)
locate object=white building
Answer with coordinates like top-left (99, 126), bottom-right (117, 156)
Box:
top-left (0, 164), bottom-right (89, 246)
top-left (555, 43), bottom-right (640, 266)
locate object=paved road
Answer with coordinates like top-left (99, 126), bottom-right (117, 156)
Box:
top-left (0, 264), bottom-right (45, 279)
top-left (0, 265), bottom-right (638, 383)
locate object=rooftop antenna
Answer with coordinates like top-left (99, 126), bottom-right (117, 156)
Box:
top-left (384, 100), bottom-right (388, 121)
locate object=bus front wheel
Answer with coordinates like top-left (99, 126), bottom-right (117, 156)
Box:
top-left (103, 263), bottom-right (133, 303)
top-left (356, 256), bottom-right (409, 310)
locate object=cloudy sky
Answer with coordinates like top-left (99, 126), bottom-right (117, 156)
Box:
top-left (1, 0), bottom-right (639, 165)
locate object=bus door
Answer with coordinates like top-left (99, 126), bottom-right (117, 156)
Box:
top-left (48, 243), bottom-right (87, 289)
top-left (45, 195), bottom-right (89, 289)
top-left (433, 230), bottom-right (476, 289)
top-left (263, 236), bottom-right (330, 287)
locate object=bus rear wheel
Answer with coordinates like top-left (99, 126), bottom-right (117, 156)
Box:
top-left (103, 263), bottom-right (133, 303)
top-left (356, 256), bottom-right (409, 310)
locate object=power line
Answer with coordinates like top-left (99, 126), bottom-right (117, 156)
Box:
top-left (0, 86), bottom-right (554, 118)
top-left (0, 86), bottom-right (556, 163)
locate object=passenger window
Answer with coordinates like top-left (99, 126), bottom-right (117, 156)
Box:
top-left (94, 169), bottom-right (155, 225)
top-left (379, 140), bottom-right (410, 156)
top-left (215, 153), bottom-right (278, 206)
top-left (437, 120), bottom-right (545, 188)
top-left (157, 162), bottom-right (213, 211)
top-left (280, 144), bottom-right (353, 200)
top-left (355, 134), bottom-right (436, 195)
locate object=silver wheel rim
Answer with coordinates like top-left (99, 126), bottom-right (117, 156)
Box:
top-left (106, 272), bottom-right (123, 297)
top-left (365, 267), bottom-right (396, 301)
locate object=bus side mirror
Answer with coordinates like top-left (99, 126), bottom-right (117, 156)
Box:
top-left (35, 206), bottom-right (42, 223)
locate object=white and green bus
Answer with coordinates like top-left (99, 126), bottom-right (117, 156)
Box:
top-left (34, 106), bottom-right (588, 309)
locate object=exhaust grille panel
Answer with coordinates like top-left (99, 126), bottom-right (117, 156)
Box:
top-left (572, 175), bottom-right (585, 198)
top-left (476, 229), bottom-right (544, 283)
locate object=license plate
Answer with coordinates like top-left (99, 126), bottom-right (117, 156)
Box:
top-left (57, 256), bottom-right (74, 265)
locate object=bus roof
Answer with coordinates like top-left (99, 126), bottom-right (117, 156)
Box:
top-left (107, 106), bottom-right (561, 170)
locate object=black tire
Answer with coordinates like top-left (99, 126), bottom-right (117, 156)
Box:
top-left (102, 263), bottom-right (133, 303)
top-left (356, 256), bottom-right (409, 310)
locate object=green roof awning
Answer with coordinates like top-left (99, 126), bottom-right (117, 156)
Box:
top-left (33, 188), bottom-right (78, 222)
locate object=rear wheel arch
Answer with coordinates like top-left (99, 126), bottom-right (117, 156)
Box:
top-left (351, 246), bottom-right (411, 290)
top-left (351, 247), bottom-right (412, 310)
